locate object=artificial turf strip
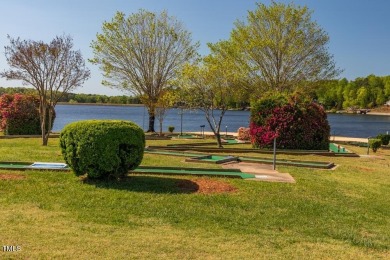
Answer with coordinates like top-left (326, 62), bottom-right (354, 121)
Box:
top-left (0, 162), bottom-right (255, 179)
top-left (329, 143), bottom-right (349, 153)
top-left (148, 145), bottom-right (333, 156)
top-left (239, 156), bottom-right (335, 169)
top-left (133, 166), bottom-right (255, 179)
top-left (145, 149), bottom-right (202, 157)
top-left (145, 149), bottom-right (334, 169)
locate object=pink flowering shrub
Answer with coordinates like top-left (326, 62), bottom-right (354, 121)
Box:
top-left (237, 127), bottom-right (250, 140)
top-left (0, 93), bottom-right (53, 135)
top-left (250, 95), bottom-right (330, 150)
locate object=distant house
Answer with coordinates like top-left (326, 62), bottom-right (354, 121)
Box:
top-left (386, 100), bottom-right (390, 106)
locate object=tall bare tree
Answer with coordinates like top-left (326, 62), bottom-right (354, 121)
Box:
top-left (1, 35), bottom-right (90, 145)
top-left (90, 10), bottom-right (198, 132)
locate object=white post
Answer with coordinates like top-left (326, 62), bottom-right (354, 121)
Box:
top-left (180, 108), bottom-right (183, 136)
top-left (273, 137), bottom-right (277, 170)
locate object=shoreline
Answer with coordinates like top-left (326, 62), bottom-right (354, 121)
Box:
top-left (189, 131), bottom-right (369, 143)
top-left (328, 111), bottom-right (390, 116)
top-left (56, 103), bottom-right (390, 116)
top-left (363, 112), bottom-right (390, 116)
top-left (57, 102), bottom-right (144, 107)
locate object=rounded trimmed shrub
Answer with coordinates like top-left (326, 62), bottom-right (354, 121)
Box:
top-left (376, 134), bottom-right (390, 146)
top-left (369, 138), bottom-right (382, 153)
top-left (60, 120), bottom-right (145, 179)
top-left (168, 125), bottom-right (175, 133)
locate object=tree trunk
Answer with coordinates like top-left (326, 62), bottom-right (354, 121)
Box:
top-left (147, 113), bottom-right (155, 132)
top-left (144, 103), bottom-right (156, 133)
top-left (215, 132), bottom-right (223, 148)
top-left (44, 105), bottom-right (54, 146)
top-left (40, 103), bottom-right (48, 146)
top-left (159, 120), bottom-right (163, 136)
top-left (203, 108), bottom-right (226, 148)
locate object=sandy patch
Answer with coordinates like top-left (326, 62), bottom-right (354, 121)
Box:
top-left (222, 162), bottom-right (295, 183)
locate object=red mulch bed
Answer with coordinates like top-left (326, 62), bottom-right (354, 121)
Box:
top-left (0, 173), bottom-right (26, 180)
top-left (177, 178), bottom-right (237, 194)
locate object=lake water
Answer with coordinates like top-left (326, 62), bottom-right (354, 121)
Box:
top-left (53, 104), bottom-right (390, 138)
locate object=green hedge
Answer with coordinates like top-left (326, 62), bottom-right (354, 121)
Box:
top-left (376, 134), bottom-right (390, 146)
top-left (369, 138), bottom-right (382, 153)
top-left (60, 120), bottom-right (145, 179)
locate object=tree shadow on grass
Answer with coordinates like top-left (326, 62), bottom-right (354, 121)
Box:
top-left (82, 175), bottom-right (199, 194)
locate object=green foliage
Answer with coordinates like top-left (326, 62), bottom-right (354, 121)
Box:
top-left (376, 134), bottom-right (390, 146)
top-left (316, 75), bottom-right (390, 110)
top-left (91, 9), bottom-right (198, 132)
top-left (179, 53), bottom-right (240, 147)
top-left (60, 120), bottom-right (145, 179)
top-left (1, 87), bottom-right (142, 105)
top-left (168, 126), bottom-right (175, 133)
top-left (369, 138), bottom-right (382, 153)
top-left (251, 94), bottom-right (288, 126)
top-left (228, 2), bottom-right (340, 95)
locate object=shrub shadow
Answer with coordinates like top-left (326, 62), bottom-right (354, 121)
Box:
top-left (82, 175), bottom-right (199, 194)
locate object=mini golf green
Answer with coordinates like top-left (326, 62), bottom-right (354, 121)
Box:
top-left (145, 148), bottom-right (335, 169)
top-left (239, 156), bottom-right (334, 169)
top-left (0, 162), bottom-right (255, 179)
top-left (148, 145), bottom-right (358, 157)
top-left (0, 162), bottom-right (69, 171)
top-left (223, 139), bottom-right (242, 144)
top-left (132, 166), bottom-right (255, 179)
top-left (175, 134), bottom-right (202, 139)
top-left (185, 155), bottom-right (239, 164)
top-left (329, 143), bottom-right (348, 153)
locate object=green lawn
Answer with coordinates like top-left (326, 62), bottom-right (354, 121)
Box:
top-left (0, 137), bottom-right (389, 259)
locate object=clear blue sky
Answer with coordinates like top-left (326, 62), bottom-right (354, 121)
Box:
top-left (1, 0), bottom-right (389, 95)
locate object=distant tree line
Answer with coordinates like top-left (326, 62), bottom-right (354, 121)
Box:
top-left (3, 74), bottom-right (390, 110)
top-left (0, 87), bottom-right (141, 105)
top-left (315, 74), bottom-right (390, 110)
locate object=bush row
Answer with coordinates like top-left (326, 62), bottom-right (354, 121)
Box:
top-left (376, 134), bottom-right (390, 146)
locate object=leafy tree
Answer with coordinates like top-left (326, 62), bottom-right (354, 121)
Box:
top-left (227, 2), bottom-right (341, 95)
top-left (316, 80), bottom-right (338, 109)
top-left (90, 10), bottom-right (198, 132)
top-left (1, 35), bottom-right (90, 145)
top-left (336, 78), bottom-right (348, 109)
top-left (343, 82), bottom-right (358, 109)
top-left (0, 86), bottom-right (36, 95)
top-left (155, 88), bottom-right (177, 136)
top-left (384, 76), bottom-right (390, 97)
top-left (179, 48), bottom-right (240, 147)
top-left (356, 87), bottom-right (369, 108)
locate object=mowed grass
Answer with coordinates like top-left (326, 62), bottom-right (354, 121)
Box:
top-left (0, 137), bottom-right (389, 259)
